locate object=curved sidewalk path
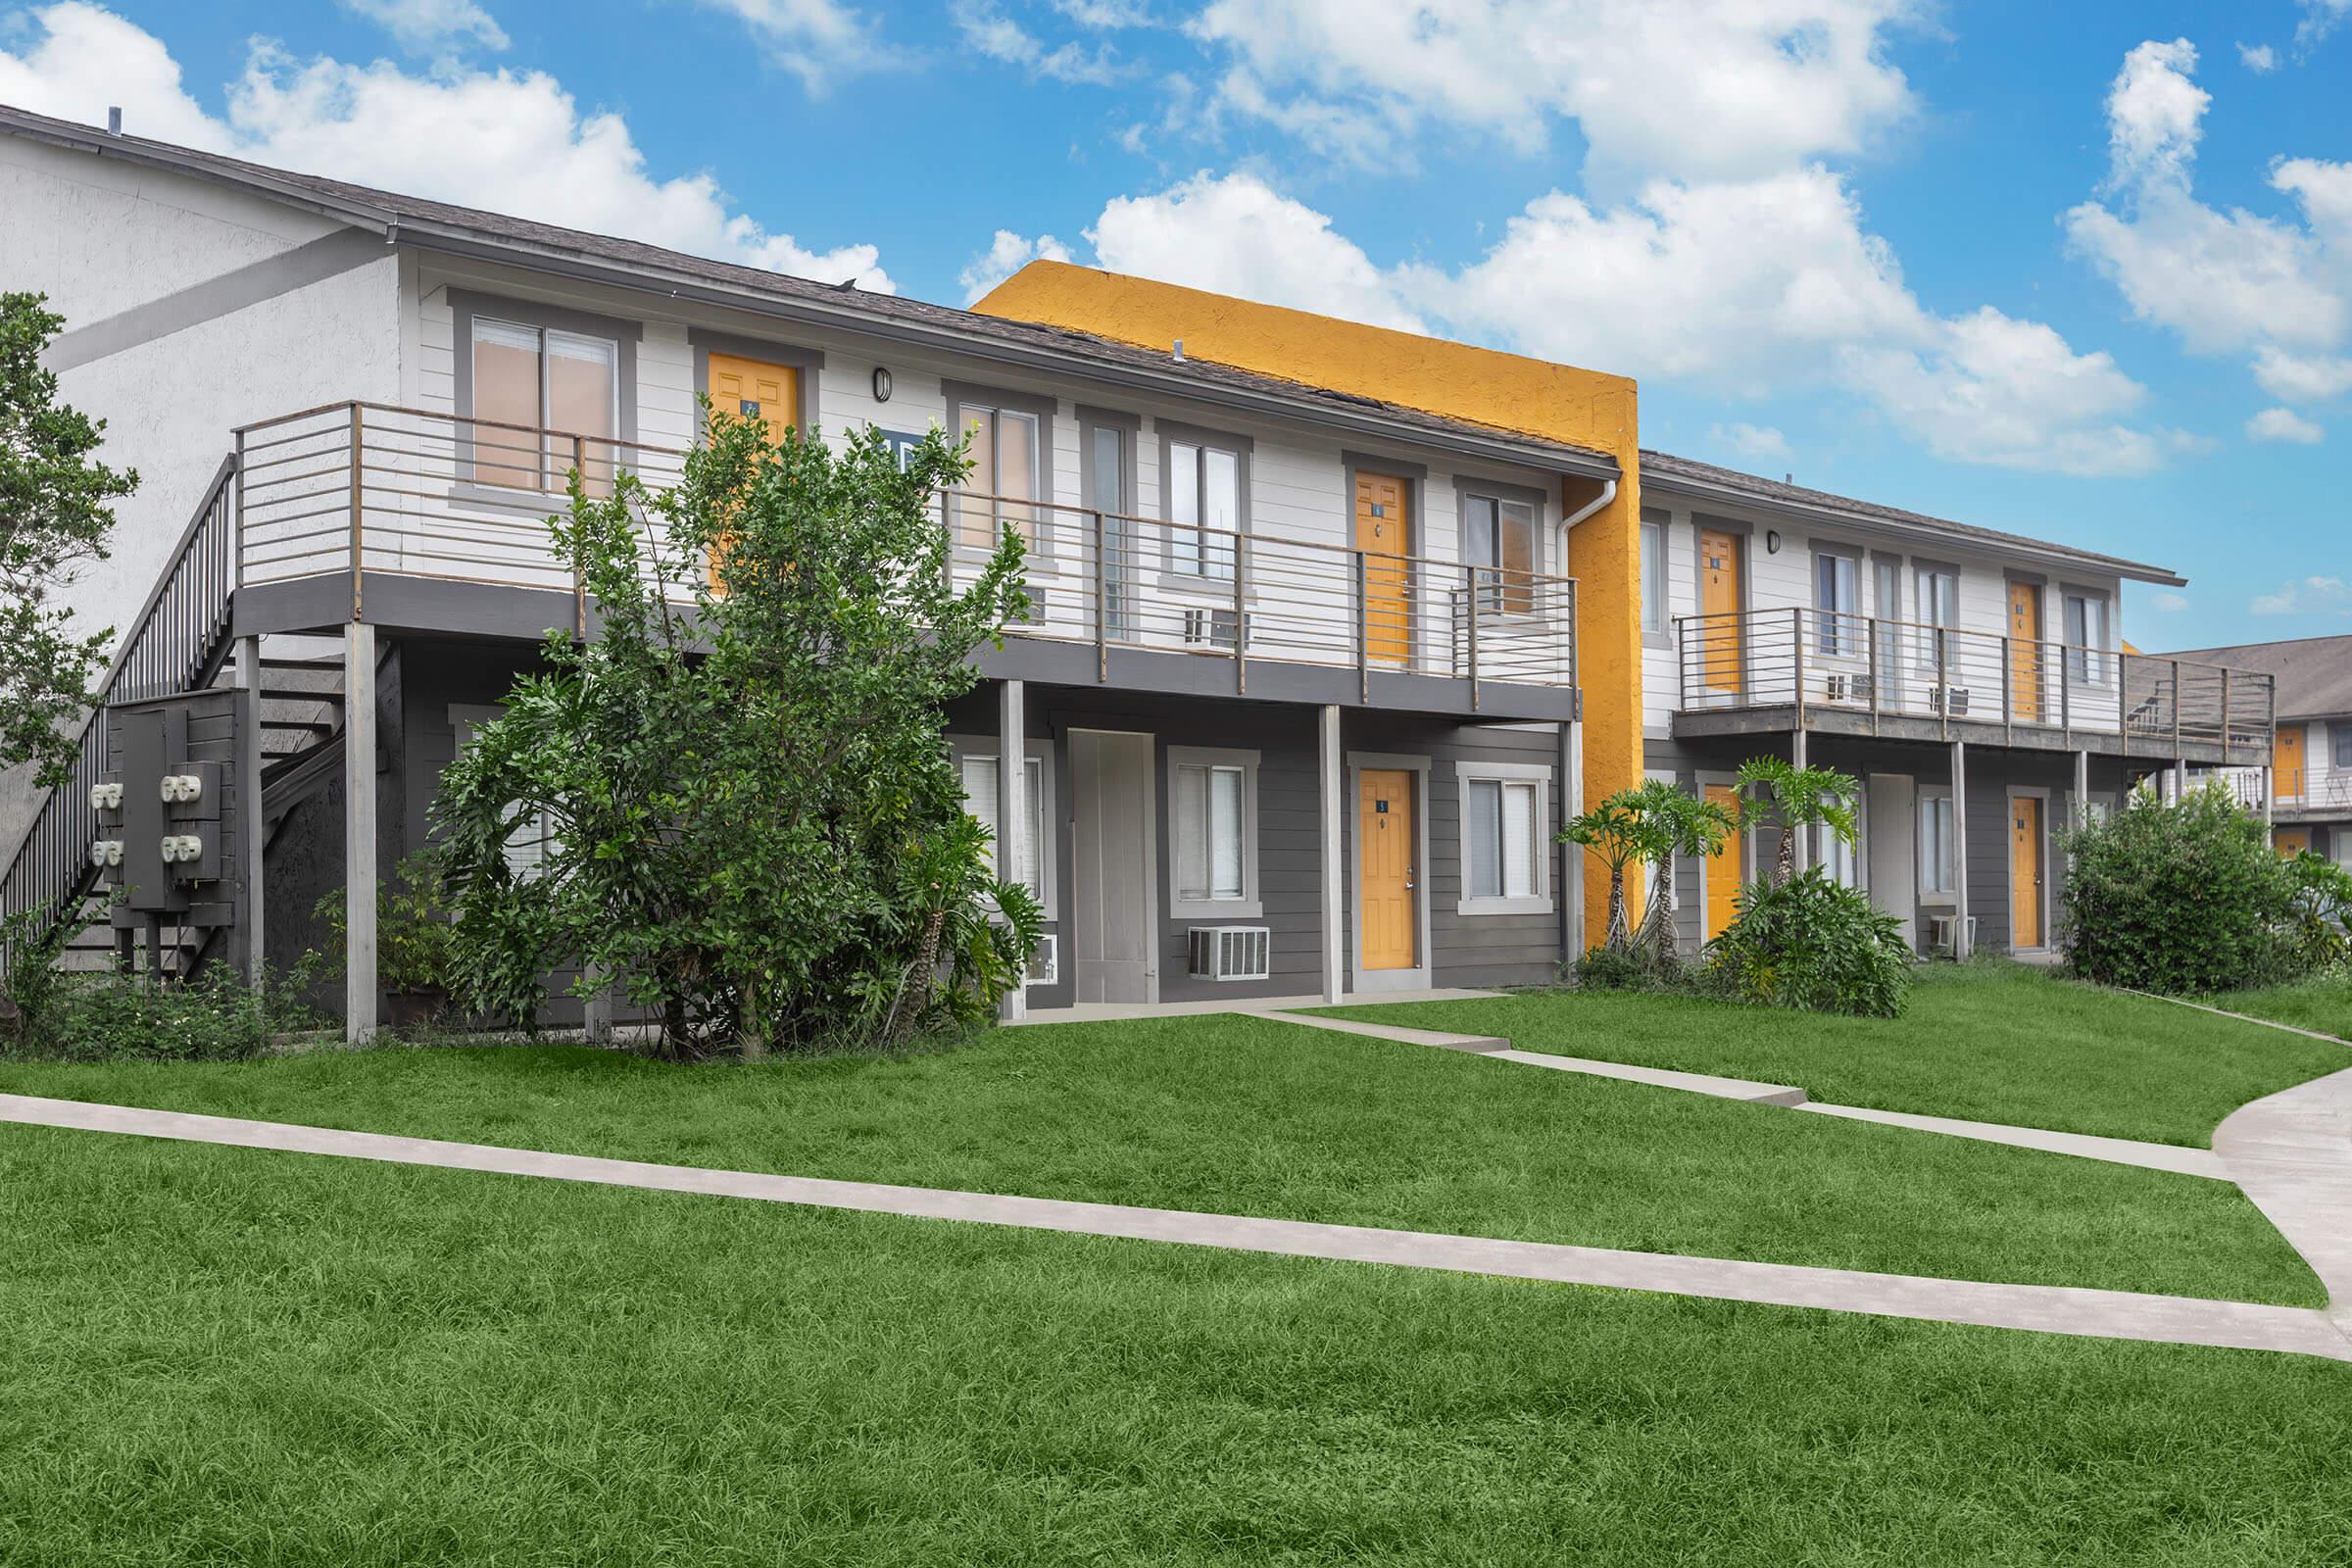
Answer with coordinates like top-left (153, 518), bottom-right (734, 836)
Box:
top-left (3, 1091), bottom-right (2344, 1361)
top-left (2216, 1065), bottom-right (2352, 1336)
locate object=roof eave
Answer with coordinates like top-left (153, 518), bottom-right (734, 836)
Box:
top-left (1641, 467), bottom-right (2186, 588)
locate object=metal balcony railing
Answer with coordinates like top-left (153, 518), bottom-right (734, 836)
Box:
top-left (1673, 606), bottom-right (2275, 760)
top-left (234, 402), bottom-right (1578, 704)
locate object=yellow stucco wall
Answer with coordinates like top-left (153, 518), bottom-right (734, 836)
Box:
top-left (975, 261), bottom-right (1643, 944)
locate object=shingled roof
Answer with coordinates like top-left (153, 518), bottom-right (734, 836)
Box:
top-left (1640, 449), bottom-right (2184, 586)
top-left (2154, 634), bottom-right (2352, 721)
top-left (0, 102), bottom-right (1615, 480)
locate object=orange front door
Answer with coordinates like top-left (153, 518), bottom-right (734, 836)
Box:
top-left (2011, 796), bottom-right (2044, 949)
top-left (1698, 528), bottom-right (1742, 694)
top-left (2008, 580), bottom-right (2043, 721)
top-left (1704, 782), bottom-right (1743, 939)
top-left (1356, 471), bottom-right (1411, 666)
top-left (2275, 724), bottom-right (2306, 804)
top-left (707, 353), bottom-right (799, 447)
top-left (1358, 768), bottom-right (1416, 969)
top-left (2277, 826), bottom-right (2312, 858)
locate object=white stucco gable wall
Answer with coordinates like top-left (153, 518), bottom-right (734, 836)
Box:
top-left (0, 132), bottom-right (404, 856)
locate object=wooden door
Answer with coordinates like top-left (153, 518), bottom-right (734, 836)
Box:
top-left (1356, 472), bottom-right (1411, 667)
top-left (1070, 731), bottom-right (1153, 1004)
top-left (2008, 581), bottom-right (2043, 722)
top-left (1358, 768), bottom-right (1416, 970)
top-left (2010, 796), bottom-right (2044, 949)
top-left (707, 354), bottom-right (799, 446)
top-left (1703, 782), bottom-right (1743, 939)
top-left (2275, 724), bottom-right (2306, 803)
top-left (1698, 528), bottom-right (1742, 694)
top-left (2276, 826), bottom-right (2312, 858)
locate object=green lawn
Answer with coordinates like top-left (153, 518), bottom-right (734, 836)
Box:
top-left (4, 1126), bottom-right (2347, 1567)
top-left (0, 1006), bottom-right (2324, 1305)
top-left (1319, 962), bottom-right (2349, 1146)
top-left (2205, 974), bottom-right (2352, 1043)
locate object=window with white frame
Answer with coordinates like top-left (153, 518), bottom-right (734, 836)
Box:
top-left (956, 748), bottom-right (1051, 907)
top-left (468, 317), bottom-right (621, 494)
top-left (2064, 591), bottom-right (2111, 684)
top-left (1167, 438), bottom-right (1242, 579)
top-left (1463, 492), bottom-right (1540, 615)
top-left (1169, 747), bottom-right (1259, 915)
top-left (1815, 551), bottom-right (1860, 657)
top-left (1918, 791), bottom-right (1956, 896)
top-left (1457, 761), bottom-right (1552, 914)
top-left (1821, 797), bottom-right (1862, 888)
top-left (1640, 514), bottom-right (1667, 634)
top-left (1914, 565), bottom-right (1959, 676)
top-left (2335, 724), bottom-right (2352, 770)
top-left (952, 400), bottom-right (1043, 550)
top-left (451, 706), bottom-right (555, 880)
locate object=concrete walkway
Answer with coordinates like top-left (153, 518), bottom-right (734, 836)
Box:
top-left (2216, 1065), bottom-right (2352, 1336)
top-left (3, 1092), bottom-right (2343, 1360)
top-left (1254, 1007), bottom-right (2222, 1174)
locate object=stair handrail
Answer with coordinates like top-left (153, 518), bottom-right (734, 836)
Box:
top-left (0, 452), bottom-right (239, 976)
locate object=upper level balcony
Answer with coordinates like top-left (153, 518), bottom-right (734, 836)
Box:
top-left (230, 402), bottom-right (1579, 721)
top-left (1672, 607), bottom-right (2275, 767)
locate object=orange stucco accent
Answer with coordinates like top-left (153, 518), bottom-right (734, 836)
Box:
top-left (974, 262), bottom-right (1642, 944)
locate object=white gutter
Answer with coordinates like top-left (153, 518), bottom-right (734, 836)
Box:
top-left (1559, 477), bottom-right (1617, 571)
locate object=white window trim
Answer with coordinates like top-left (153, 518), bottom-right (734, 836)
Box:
top-left (1454, 759), bottom-right (1554, 915)
top-left (1918, 789), bottom-right (1957, 902)
top-left (948, 736), bottom-right (1057, 920)
top-left (1639, 514), bottom-right (1668, 639)
top-left (1167, 745), bottom-right (1261, 918)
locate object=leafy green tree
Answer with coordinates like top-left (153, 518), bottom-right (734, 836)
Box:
top-left (1736, 756), bottom-right (1860, 886)
top-left (431, 411), bottom-right (1040, 1058)
top-left (1705, 869), bottom-right (1913, 1018)
top-left (0, 293), bottom-right (136, 787)
top-left (1626, 779), bottom-right (1738, 962)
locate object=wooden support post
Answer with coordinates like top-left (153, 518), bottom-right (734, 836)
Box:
top-left (998, 678), bottom-right (1027, 1024)
top-left (1319, 704), bottom-right (1345, 1004)
top-left (344, 620), bottom-right (377, 1044)
top-left (235, 635), bottom-right (266, 986)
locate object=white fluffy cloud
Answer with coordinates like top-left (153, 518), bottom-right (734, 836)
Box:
top-left (2066, 40), bottom-right (2352, 409)
top-left (1086, 172), bottom-right (1433, 333)
top-left (2247, 407), bottom-right (2325, 444)
top-left (1711, 423), bottom-right (1791, 460)
top-left (960, 229), bottom-right (1074, 302)
top-left (2252, 576), bottom-right (2352, 616)
top-left (338, 0), bottom-right (509, 54)
top-left (0, 4), bottom-right (894, 290)
top-left (952, 0), bottom-right (1130, 83)
top-left (2236, 41), bottom-right (2278, 73)
top-left (2149, 590), bottom-right (2191, 612)
top-left (2298, 0), bottom-right (2352, 49)
top-left (1186, 0), bottom-right (1925, 185)
top-left (989, 166), bottom-right (2173, 476)
top-left (690, 0), bottom-right (890, 90)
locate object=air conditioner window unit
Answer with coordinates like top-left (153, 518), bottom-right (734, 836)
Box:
top-left (1824, 673), bottom-right (1873, 703)
top-left (1188, 925), bottom-right (1270, 981)
top-left (1025, 933), bottom-right (1057, 988)
top-left (1181, 607), bottom-right (1249, 650)
top-left (1926, 914), bottom-right (1979, 956)
top-left (1932, 685), bottom-right (1972, 716)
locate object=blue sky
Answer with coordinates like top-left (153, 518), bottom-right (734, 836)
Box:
top-left (2, 0), bottom-right (2347, 648)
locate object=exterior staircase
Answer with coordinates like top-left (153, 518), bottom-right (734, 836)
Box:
top-left (0, 455), bottom-right (353, 983)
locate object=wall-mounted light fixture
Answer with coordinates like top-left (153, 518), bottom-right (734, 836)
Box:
top-left (871, 367), bottom-right (893, 403)
top-left (1765, 529), bottom-right (1783, 555)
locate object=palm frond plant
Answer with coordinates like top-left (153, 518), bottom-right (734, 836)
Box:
top-left (1735, 756), bottom-right (1861, 886)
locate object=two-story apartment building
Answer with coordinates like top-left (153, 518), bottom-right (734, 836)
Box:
top-left (0, 105), bottom-right (2274, 1037)
top-left (0, 105), bottom-right (1629, 1035)
top-left (973, 270), bottom-right (2275, 964)
top-left (2167, 635), bottom-right (2352, 863)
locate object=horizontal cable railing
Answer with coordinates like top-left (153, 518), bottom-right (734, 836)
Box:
top-left (1, 456), bottom-right (239, 975)
top-left (1673, 606), bottom-right (2274, 759)
top-left (234, 401), bottom-right (1579, 698)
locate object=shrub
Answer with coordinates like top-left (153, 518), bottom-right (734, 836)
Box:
top-left (1703, 869), bottom-right (1913, 1018)
top-left (3, 967), bottom-right (305, 1063)
top-left (2060, 784), bottom-right (2312, 994)
top-left (1574, 942), bottom-right (1681, 993)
